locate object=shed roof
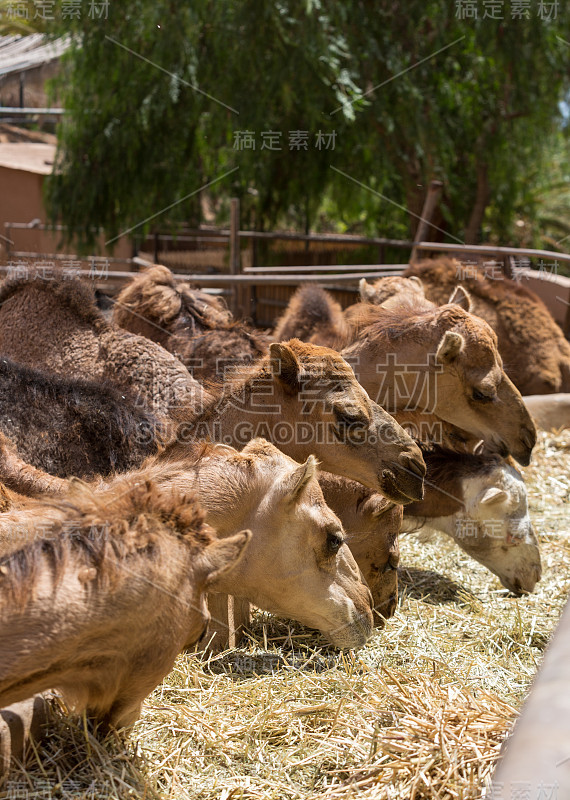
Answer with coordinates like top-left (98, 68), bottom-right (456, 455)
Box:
top-left (0, 34), bottom-right (70, 78)
top-left (0, 142), bottom-right (55, 174)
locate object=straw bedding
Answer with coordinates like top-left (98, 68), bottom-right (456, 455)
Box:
top-left (1, 430), bottom-right (569, 800)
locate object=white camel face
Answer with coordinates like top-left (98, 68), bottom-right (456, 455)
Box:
top-left (452, 463), bottom-right (541, 594)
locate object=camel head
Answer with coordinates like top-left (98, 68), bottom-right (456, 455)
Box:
top-left (412, 458), bottom-right (541, 594)
top-left (193, 439), bottom-right (375, 649)
top-left (267, 340), bottom-right (426, 504)
top-left (318, 472), bottom-right (401, 625)
top-left (341, 290), bottom-right (536, 466)
top-left (431, 297), bottom-right (537, 466)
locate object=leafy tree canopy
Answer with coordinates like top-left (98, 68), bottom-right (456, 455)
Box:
top-left (45, 1), bottom-right (570, 251)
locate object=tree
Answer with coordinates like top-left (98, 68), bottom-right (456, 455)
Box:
top-left (45, 1), bottom-right (570, 251)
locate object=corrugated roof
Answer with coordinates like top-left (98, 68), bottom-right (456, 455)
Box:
top-left (0, 34), bottom-right (70, 78)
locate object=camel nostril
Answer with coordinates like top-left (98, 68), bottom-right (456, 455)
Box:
top-left (384, 552), bottom-right (400, 571)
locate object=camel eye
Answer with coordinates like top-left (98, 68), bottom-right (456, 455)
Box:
top-left (472, 388), bottom-right (494, 403)
top-left (326, 531), bottom-right (344, 555)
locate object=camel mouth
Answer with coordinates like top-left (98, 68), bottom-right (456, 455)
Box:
top-left (379, 468), bottom-right (424, 505)
top-left (372, 593), bottom-right (398, 627)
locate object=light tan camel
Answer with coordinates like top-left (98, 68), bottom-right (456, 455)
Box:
top-left (318, 472), bottom-right (401, 624)
top-left (357, 275), bottom-right (425, 308)
top-left (169, 338), bottom-right (427, 504)
top-left (126, 439), bottom-right (374, 649)
top-left (404, 257), bottom-right (570, 395)
top-left (0, 478), bottom-right (250, 728)
top-left (0, 439), bottom-right (375, 649)
top-left (112, 264), bottom-right (269, 381)
top-left (403, 449), bottom-right (541, 594)
top-left (0, 273), bottom-right (208, 418)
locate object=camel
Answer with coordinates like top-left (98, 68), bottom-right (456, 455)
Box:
top-left (169, 339), bottom-right (427, 505)
top-left (273, 284), bottom-right (351, 350)
top-left (0, 439), bottom-right (375, 648)
top-left (403, 449), bottom-right (541, 594)
top-left (0, 478), bottom-right (251, 728)
top-left (357, 275), bottom-right (425, 309)
top-left (0, 341), bottom-right (425, 504)
top-left (113, 265), bottom-right (269, 381)
top-left (318, 472), bottom-right (401, 624)
top-left (0, 273), bottom-right (209, 418)
top-left (0, 433), bottom-right (66, 519)
top-left (0, 358), bottom-right (161, 479)
top-left (403, 257), bottom-right (570, 395)
top-left (274, 286), bottom-right (536, 465)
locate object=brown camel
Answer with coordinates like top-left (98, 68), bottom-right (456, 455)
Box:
top-left (273, 284), bottom-right (352, 350)
top-left (168, 338), bottom-right (426, 504)
top-left (0, 273), bottom-right (208, 417)
top-left (318, 472), bottom-right (401, 623)
top-left (403, 257), bottom-right (570, 395)
top-left (0, 432), bottom-right (66, 499)
top-left (0, 358), bottom-right (161, 480)
top-left (403, 449), bottom-right (541, 594)
top-left (273, 287), bottom-right (536, 465)
top-left (0, 478), bottom-right (250, 728)
top-left (113, 265), bottom-right (269, 381)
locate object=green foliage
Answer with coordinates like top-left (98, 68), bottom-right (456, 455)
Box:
top-left (45, 1), bottom-right (570, 251)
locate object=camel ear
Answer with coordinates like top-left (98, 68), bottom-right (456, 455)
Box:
top-left (479, 487), bottom-right (509, 507)
top-left (202, 530), bottom-right (252, 589)
top-left (269, 342), bottom-right (300, 392)
top-left (282, 455), bottom-right (318, 501)
top-left (408, 276), bottom-right (424, 292)
top-left (436, 331), bottom-right (464, 363)
top-left (359, 278), bottom-right (374, 302)
top-left (361, 495), bottom-right (396, 520)
top-left (448, 285), bottom-right (472, 312)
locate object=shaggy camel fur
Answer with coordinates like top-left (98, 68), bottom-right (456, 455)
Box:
top-left (273, 284), bottom-right (352, 350)
top-left (0, 274), bottom-right (208, 418)
top-left (0, 479), bottom-right (250, 728)
top-left (274, 287), bottom-right (536, 465)
top-left (357, 276), bottom-right (425, 308)
top-left (169, 339), bottom-right (426, 504)
top-left (96, 439), bottom-right (374, 648)
top-left (113, 265), bottom-right (269, 381)
top-left (318, 472), bottom-right (401, 623)
top-left (0, 432), bottom-right (66, 499)
top-left (403, 449), bottom-right (541, 594)
top-left (403, 257), bottom-right (570, 395)
top-left (0, 358), bottom-right (160, 479)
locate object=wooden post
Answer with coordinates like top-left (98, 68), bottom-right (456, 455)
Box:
top-left (490, 598), bottom-right (570, 795)
top-left (410, 180), bottom-right (443, 263)
top-left (204, 593), bottom-right (251, 652)
top-left (229, 198), bottom-right (241, 316)
top-left (502, 254), bottom-right (514, 280)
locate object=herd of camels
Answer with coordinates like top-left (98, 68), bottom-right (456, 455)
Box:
top-left (0, 255), bottom-right (567, 748)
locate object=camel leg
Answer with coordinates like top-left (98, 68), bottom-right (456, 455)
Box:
top-left (0, 694), bottom-right (50, 775)
top-left (203, 594), bottom-right (251, 653)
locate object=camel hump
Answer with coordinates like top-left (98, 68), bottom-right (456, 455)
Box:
top-left (0, 271), bottom-right (103, 329)
top-left (274, 285), bottom-right (342, 343)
